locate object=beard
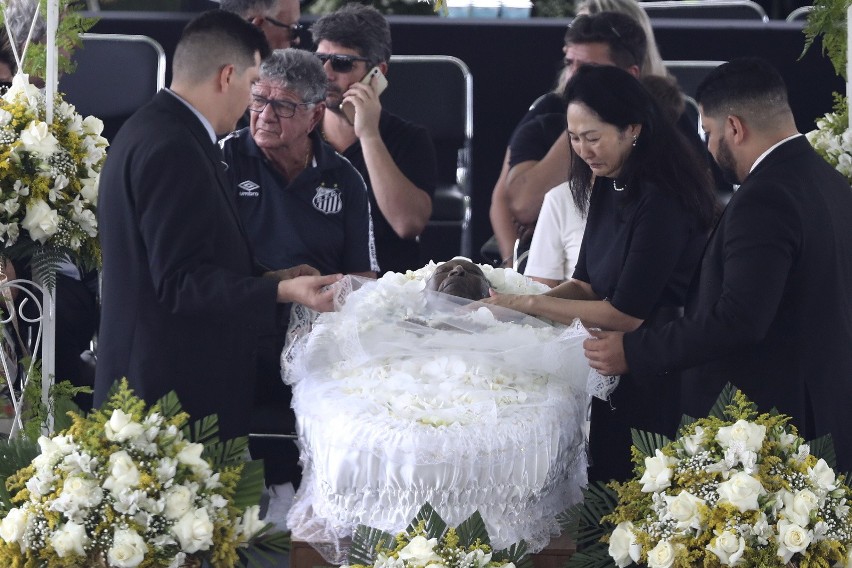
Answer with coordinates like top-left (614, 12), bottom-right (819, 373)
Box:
top-left (715, 136), bottom-right (740, 185)
top-left (325, 87), bottom-right (344, 113)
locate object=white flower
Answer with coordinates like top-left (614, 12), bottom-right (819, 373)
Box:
top-left (172, 508), bottom-right (215, 553)
top-left (49, 475), bottom-right (103, 521)
top-left (167, 552), bottom-right (188, 568)
top-left (707, 530), bottom-right (746, 566)
top-left (19, 120), bottom-right (60, 156)
top-left (663, 490), bottom-right (705, 531)
top-left (237, 505), bottom-right (265, 544)
top-left (156, 457), bottom-right (178, 483)
top-left (164, 484), bottom-right (196, 520)
top-left (609, 521), bottom-right (640, 568)
top-left (108, 528), bottom-right (148, 568)
top-left (639, 450), bottom-right (676, 493)
top-left (50, 521), bottom-right (89, 557)
top-left (716, 419), bottom-right (765, 452)
top-left (105, 409), bottom-right (145, 442)
top-left (0, 507), bottom-right (29, 546)
top-left (0, 108), bottom-right (11, 126)
top-left (647, 539), bottom-right (677, 568)
top-left (780, 489), bottom-right (820, 527)
top-left (103, 450), bottom-right (141, 494)
top-left (21, 199), bottom-right (60, 243)
top-left (777, 519), bottom-right (813, 563)
top-left (778, 431), bottom-right (797, 449)
top-left (717, 471), bottom-right (764, 513)
top-left (82, 115), bottom-right (104, 136)
top-left (809, 458), bottom-right (837, 491)
top-left (3, 74), bottom-right (41, 101)
top-left (80, 174), bottom-right (99, 202)
top-left (397, 535), bottom-right (443, 567)
top-left (461, 547), bottom-right (492, 568)
top-left (681, 426), bottom-right (705, 456)
top-left (176, 442), bottom-right (211, 475)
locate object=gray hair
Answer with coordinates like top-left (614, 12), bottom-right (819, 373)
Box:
top-left (260, 48), bottom-right (327, 104)
top-left (2, 0), bottom-right (46, 56)
top-left (220, 0), bottom-right (276, 18)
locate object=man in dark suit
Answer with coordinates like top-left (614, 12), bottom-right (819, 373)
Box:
top-left (94, 10), bottom-right (340, 441)
top-left (584, 58), bottom-right (852, 471)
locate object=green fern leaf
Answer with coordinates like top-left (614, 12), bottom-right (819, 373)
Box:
top-left (405, 502), bottom-right (448, 540)
top-left (184, 414), bottom-right (220, 445)
top-left (231, 459), bottom-right (266, 512)
top-left (456, 510), bottom-right (490, 548)
top-left (631, 429), bottom-right (671, 458)
top-left (559, 482), bottom-right (618, 547)
top-left (808, 433), bottom-right (838, 469)
top-left (240, 530), bottom-right (291, 567)
top-left (708, 383), bottom-right (738, 419)
top-left (493, 540), bottom-right (532, 568)
top-left (564, 544), bottom-right (618, 568)
top-left (349, 525), bottom-right (396, 565)
top-left (0, 437), bottom-right (40, 513)
top-left (156, 391), bottom-right (183, 419)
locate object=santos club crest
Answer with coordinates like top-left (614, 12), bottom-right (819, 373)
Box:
top-left (312, 186), bottom-right (343, 215)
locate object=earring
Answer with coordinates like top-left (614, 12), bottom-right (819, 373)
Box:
top-left (632, 135), bottom-right (638, 147)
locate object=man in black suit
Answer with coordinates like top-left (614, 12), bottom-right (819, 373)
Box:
top-left (584, 58), bottom-right (852, 470)
top-left (94, 10), bottom-right (340, 441)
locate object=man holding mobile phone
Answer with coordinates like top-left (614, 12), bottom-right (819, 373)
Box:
top-left (312, 4), bottom-right (437, 274)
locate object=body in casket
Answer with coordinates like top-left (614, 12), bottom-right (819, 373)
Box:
top-left (284, 263), bottom-right (604, 562)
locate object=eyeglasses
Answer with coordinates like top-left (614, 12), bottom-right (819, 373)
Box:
top-left (314, 53), bottom-right (371, 73)
top-left (254, 16), bottom-right (303, 39)
top-left (249, 95), bottom-right (317, 118)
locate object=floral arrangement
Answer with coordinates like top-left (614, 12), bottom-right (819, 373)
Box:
top-left (561, 385), bottom-right (852, 568)
top-left (0, 379), bottom-right (287, 568)
top-left (806, 95), bottom-right (852, 185)
top-left (0, 73), bottom-right (107, 286)
top-left (346, 502), bottom-right (529, 568)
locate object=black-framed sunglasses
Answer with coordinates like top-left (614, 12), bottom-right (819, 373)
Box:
top-left (249, 95), bottom-right (318, 119)
top-left (255, 16), bottom-right (303, 38)
top-left (314, 53), bottom-right (371, 73)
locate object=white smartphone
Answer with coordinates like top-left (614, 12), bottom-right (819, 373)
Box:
top-left (342, 66), bottom-right (388, 124)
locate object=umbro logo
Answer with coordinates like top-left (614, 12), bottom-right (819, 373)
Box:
top-left (238, 180), bottom-right (260, 197)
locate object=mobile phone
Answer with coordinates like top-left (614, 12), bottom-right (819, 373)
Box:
top-left (342, 66), bottom-right (388, 124)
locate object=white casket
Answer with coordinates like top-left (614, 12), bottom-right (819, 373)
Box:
top-left (284, 263), bottom-right (604, 563)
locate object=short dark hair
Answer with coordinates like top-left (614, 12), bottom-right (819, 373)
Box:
top-left (563, 65), bottom-right (715, 228)
top-left (695, 57), bottom-right (790, 130)
top-left (220, 0), bottom-right (276, 18)
top-left (173, 10), bottom-right (270, 84)
top-left (311, 3), bottom-right (392, 66)
top-left (564, 12), bottom-right (647, 72)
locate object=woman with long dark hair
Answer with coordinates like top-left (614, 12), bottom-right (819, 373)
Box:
top-left (485, 64), bottom-right (718, 482)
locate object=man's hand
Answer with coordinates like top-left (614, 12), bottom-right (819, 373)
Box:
top-left (584, 329), bottom-right (629, 376)
top-left (264, 264), bottom-right (320, 281)
top-left (277, 273), bottom-right (343, 312)
top-left (344, 79), bottom-right (382, 139)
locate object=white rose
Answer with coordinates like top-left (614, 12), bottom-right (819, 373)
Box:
top-left (176, 443), bottom-right (211, 475)
top-left (105, 409), bottom-right (145, 442)
top-left (809, 459), bottom-right (837, 491)
top-left (707, 530), bottom-right (746, 566)
top-left (681, 426), bottom-right (705, 456)
top-left (82, 115), bottom-right (105, 136)
top-left (237, 505), bottom-right (265, 544)
top-left (50, 475), bottom-right (102, 521)
top-left (716, 419), bottom-right (766, 452)
top-left (164, 485), bottom-right (195, 520)
top-left (717, 471), bottom-right (765, 513)
top-left (609, 521), bottom-right (640, 568)
top-left (777, 519), bottom-right (813, 563)
top-left (19, 120), bottom-right (60, 156)
top-left (3, 74), bottom-right (41, 102)
top-left (108, 528), bottom-right (147, 567)
top-left (103, 450), bottom-right (141, 494)
top-left (21, 199), bottom-right (60, 243)
top-left (639, 450), bottom-right (676, 492)
top-left (80, 175), bottom-right (99, 202)
top-left (50, 521), bottom-right (89, 557)
top-left (172, 508), bottom-right (214, 553)
top-left (781, 489), bottom-right (820, 527)
top-left (663, 490), bottom-right (705, 531)
top-left (397, 535), bottom-right (443, 567)
top-left (0, 507), bottom-right (29, 545)
top-left (647, 539), bottom-right (677, 568)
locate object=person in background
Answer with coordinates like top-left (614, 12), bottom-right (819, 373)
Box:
top-left (221, 48), bottom-right (377, 528)
top-left (584, 58), bottom-right (852, 472)
top-left (220, 0), bottom-right (302, 49)
top-left (311, 3), bottom-right (437, 275)
top-left (94, 11), bottom-right (340, 441)
top-left (485, 65), bottom-right (717, 483)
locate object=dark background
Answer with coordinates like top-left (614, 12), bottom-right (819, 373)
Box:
top-left (86, 11), bottom-right (842, 262)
